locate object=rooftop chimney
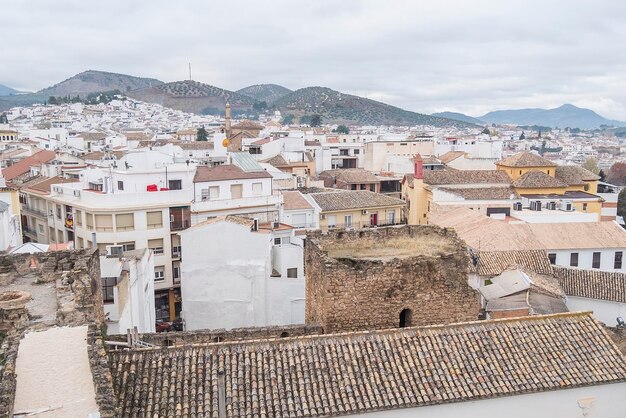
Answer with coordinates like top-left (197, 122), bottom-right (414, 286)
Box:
top-left (413, 154), bottom-right (423, 180)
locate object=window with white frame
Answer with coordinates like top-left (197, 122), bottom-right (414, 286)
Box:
top-left (252, 182), bottom-right (263, 196)
top-left (148, 238), bottom-right (164, 255)
top-left (154, 266), bottom-right (165, 282)
top-left (344, 215), bottom-right (353, 228)
top-left (387, 211), bottom-right (395, 225)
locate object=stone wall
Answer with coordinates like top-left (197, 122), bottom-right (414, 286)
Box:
top-left (106, 324), bottom-right (324, 347)
top-left (305, 225), bottom-right (481, 333)
top-left (87, 325), bottom-right (119, 417)
top-left (0, 333), bottom-right (19, 418)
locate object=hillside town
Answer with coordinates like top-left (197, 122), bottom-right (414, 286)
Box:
top-left (1, 93), bottom-right (626, 416)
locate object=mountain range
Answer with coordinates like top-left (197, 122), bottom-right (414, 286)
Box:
top-left (0, 84), bottom-right (22, 96)
top-left (2, 70), bottom-right (623, 129)
top-left (434, 104), bottom-right (626, 129)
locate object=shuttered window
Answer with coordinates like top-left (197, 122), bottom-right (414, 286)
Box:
top-left (85, 213), bottom-right (94, 230)
top-left (252, 182), bottom-right (262, 196)
top-left (95, 214), bottom-right (113, 231)
top-left (146, 211), bottom-right (162, 229)
top-left (75, 209), bottom-right (83, 226)
top-left (116, 213), bottom-right (134, 231)
top-left (230, 184), bottom-right (243, 199)
top-left (148, 239), bottom-right (164, 255)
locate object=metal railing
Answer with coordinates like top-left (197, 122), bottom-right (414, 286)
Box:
top-left (170, 220), bottom-right (190, 231)
top-left (22, 204), bottom-right (48, 217)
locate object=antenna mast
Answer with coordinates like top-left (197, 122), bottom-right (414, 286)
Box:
top-left (189, 62), bottom-right (192, 81)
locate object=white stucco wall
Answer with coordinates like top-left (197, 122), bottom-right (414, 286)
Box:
top-left (566, 297), bottom-right (626, 327)
top-left (360, 383), bottom-right (626, 418)
top-left (180, 221), bottom-right (305, 330)
top-left (550, 248), bottom-right (626, 272)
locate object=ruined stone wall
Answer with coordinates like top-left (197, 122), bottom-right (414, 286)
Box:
top-left (0, 249), bottom-right (104, 328)
top-left (0, 333), bottom-right (19, 418)
top-left (87, 325), bottom-right (119, 417)
top-left (106, 324), bottom-right (325, 347)
top-left (305, 226), bottom-right (481, 333)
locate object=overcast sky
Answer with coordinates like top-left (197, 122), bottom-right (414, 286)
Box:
top-left (2, 0), bottom-right (626, 119)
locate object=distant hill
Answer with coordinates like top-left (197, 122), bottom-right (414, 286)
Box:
top-left (0, 84), bottom-right (22, 96)
top-left (38, 70), bottom-right (163, 96)
top-left (237, 84), bottom-right (292, 103)
top-left (272, 87), bottom-right (475, 128)
top-left (479, 104), bottom-right (626, 129)
top-left (432, 111), bottom-right (485, 125)
top-left (128, 80), bottom-right (256, 114)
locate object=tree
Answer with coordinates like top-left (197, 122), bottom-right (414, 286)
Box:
top-left (310, 114), bottom-right (322, 127)
top-left (582, 158), bottom-right (600, 175)
top-left (606, 162), bottom-right (626, 186)
top-left (196, 126), bottom-right (208, 141)
top-left (599, 169), bottom-right (606, 182)
top-left (334, 125), bottom-right (349, 134)
top-left (481, 127), bottom-right (490, 135)
top-left (48, 96), bottom-right (58, 105)
top-left (281, 114), bottom-right (295, 125)
top-left (519, 131), bottom-right (525, 140)
top-left (618, 189), bottom-right (626, 219)
top-left (0, 113), bottom-right (7, 124)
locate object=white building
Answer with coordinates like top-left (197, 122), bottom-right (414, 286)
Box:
top-left (101, 248), bottom-right (156, 334)
top-left (0, 176), bottom-right (22, 251)
top-left (179, 216), bottom-right (305, 331)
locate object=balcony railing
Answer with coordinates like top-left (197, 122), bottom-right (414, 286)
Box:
top-left (172, 246), bottom-right (182, 259)
top-left (22, 226), bottom-right (38, 236)
top-left (22, 205), bottom-right (48, 218)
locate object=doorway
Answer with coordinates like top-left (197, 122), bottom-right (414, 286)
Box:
top-left (399, 308), bottom-right (412, 328)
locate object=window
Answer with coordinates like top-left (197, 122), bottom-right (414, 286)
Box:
top-left (168, 179), bottom-right (182, 190)
top-left (387, 211), bottom-right (395, 225)
top-left (570, 252), bottom-right (579, 267)
top-left (615, 252), bottom-right (623, 269)
top-left (202, 186), bottom-right (220, 200)
top-left (117, 181), bottom-right (124, 191)
top-left (120, 242), bottom-right (135, 251)
top-left (154, 266), bottom-right (165, 282)
top-left (115, 213), bottom-right (134, 231)
top-left (230, 184), bottom-right (243, 199)
top-left (77, 237), bottom-right (84, 249)
top-left (354, 149), bottom-right (360, 155)
top-left (399, 308), bottom-right (412, 328)
top-left (287, 268), bottom-right (298, 278)
top-left (274, 237), bottom-right (281, 245)
top-left (75, 209), bottom-right (82, 226)
top-left (370, 184), bottom-right (375, 192)
top-left (95, 214), bottom-right (113, 231)
top-left (149, 239), bottom-right (164, 255)
top-left (146, 211), bottom-right (163, 229)
top-left (252, 182), bottom-right (263, 196)
top-left (548, 253), bottom-right (556, 264)
top-left (85, 213), bottom-right (94, 230)
top-left (351, 184), bottom-right (357, 190)
top-left (173, 265), bottom-right (180, 280)
top-left (582, 203), bottom-right (588, 211)
top-left (592, 252), bottom-right (601, 269)
top-left (101, 277), bottom-right (117, 304)
top-left (327, 215), bottom-right (336, 228)
top-left (344, 215), bottom-right (353, 228)
top-left (56, 205), bottom-right (62, 219)
top-left (38, 224), bottom-right (44, 233)
top-left (360, 184), bottom-right (366, 190)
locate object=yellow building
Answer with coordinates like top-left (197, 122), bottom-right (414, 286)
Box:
top-left (309, 190), bottom-right (406, 231)
top-left (497, 152), bottom-right (602, 216)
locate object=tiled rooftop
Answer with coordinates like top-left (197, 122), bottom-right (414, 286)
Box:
top-left (553, 266), bottom-right (626, 303)
top-left (109, 312), bottom-right (626, 417)
top-left (310, 190), bottom-right (405, 211)
top-left (512, 171), bottom-right (568, 189)
top-left (497, 152), bottom-right (556, 168)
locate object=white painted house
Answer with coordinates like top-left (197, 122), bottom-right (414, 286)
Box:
top-left (179, 216), bottom-right (305, 331)
top-left (100, 248), bottom-right (156, 334)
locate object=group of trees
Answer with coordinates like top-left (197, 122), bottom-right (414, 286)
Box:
top-left (196, 126), bottom-right (208, 141)
top-left (47, 90), bottom-right (123, 106)
top-left (0, 113), bottom-right (8, 124)
top-left (332, 125), bottom-right (349, 134)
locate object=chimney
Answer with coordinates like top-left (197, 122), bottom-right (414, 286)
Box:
top-left (413, 154), bottom-right (423, 180)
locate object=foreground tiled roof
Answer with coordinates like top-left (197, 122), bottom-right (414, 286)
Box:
top-left (471, 250), bottom-right (553, 276)
top-left (555, 165), bottom-right (600, 186)
top-left (497, 152), bottom-right (556, 168)
top-left (310, 190), bottom-right (405, 211)
top-left (512, 170), bottom-right (567, 189)
top-left (194, 164), bottom-right (272, 182)
top-left (423, 170), bottom-right (511, 186)
top-left (109, 312), bottom-right (626, 417)
top-left (439, 186), bottom-right (518, 200)
top-left (552, 266), bottom-right (626, 303)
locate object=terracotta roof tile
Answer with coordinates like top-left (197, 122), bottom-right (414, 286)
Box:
top-left (319, 169), bottom-right (380, 184)
top-left (108, 312), bottom-right (626, 417)
top-left (497, 152), bottom-right (557, 168)
top-left (1, 150), bottom-right (56, 181)
top-left (194, 165), bottom-right (272, 182)
top-left (512, 171), bottom-right (567, 189)
top-left (553, 266), bottom-right (626, 303)
top-left (471, 250), bottom-right (553, 276)
top-left (310, 190), bottom-right (405, 211)
top-left (424, 170), bottom-right (511, 186)
top-left (24, 176), bottom-right (79, 194)
top-left (439, 186), bottom-right (518, 200)
top-left (281, 191), bottom-right (313, 210)
top-left (555, 165), bottom-right (600, 186)
top-left (439, 151), bottom-right (466, 164)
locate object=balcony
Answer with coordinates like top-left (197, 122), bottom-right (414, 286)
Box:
top-left (22, 226), bottom-right (38, 237)
top-left (22, 205), bottom-right (48, 218)
top-left (172, 246), bottom-right (182, 259)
